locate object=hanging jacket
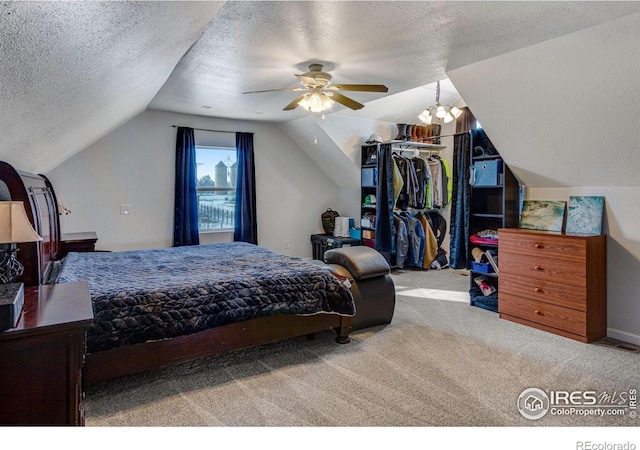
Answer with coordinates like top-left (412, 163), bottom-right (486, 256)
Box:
top-left (394, 214), bottom-right (409, 268)
top-left (418, 212), bottom-right (438, 269)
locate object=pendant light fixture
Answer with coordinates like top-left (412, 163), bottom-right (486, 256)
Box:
top-left (418, 80), bottom-right (462, 124)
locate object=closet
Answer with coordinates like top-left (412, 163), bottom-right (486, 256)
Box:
top-left (362, 140), bottom-right (449, 270)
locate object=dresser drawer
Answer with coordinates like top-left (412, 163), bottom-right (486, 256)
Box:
top-left (500, 273), bottom-right (587, 311)
top-left (500, 293), bottom-right (586, 337)
top-left (500, 251), bottom-right (587, 288)
top-left (499, 230), bottom-right (586, 262)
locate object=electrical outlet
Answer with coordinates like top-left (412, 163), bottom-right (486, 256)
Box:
top-left (120, 204), bottom-right (131, 215)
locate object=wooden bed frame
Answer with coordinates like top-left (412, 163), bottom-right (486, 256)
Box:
top-left (0, 161), bottom-right (352, 384)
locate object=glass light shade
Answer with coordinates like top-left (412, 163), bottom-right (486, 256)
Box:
top-left (450, 106), bottom-right (463, 118)
top-left (321, 94), bottom-right (334, 110)
top-left (299, 92), bottom-right (333, 113)
top-left (435, 105), bottom-right (446, 119)
top-left (0, 201), bottom-right (43, 244)
top-left (443, 112), bottom-right (454, 123)
top-left (418, 109), bottom-right (432, 124)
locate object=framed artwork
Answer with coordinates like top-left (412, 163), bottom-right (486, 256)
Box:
top-left (519, 200), bottom-right (566, 232)
top-left (565, 196), bottom-right (605, 235)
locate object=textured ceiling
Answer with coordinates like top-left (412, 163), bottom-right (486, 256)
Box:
top-left (148, 1), bottom-right (640, 122)
top-left (3, 1), bottom-right (640, 174)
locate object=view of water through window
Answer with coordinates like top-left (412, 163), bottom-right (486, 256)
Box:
top-left (196, 147), bottom-right (237, 231)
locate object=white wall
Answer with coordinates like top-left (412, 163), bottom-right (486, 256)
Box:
top-left (47, 110), bottom-right (340, 257)
top-left (526, 187), bottom-right (640, 346)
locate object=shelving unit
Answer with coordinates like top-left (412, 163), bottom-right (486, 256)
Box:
top-left (361, 143), bottom-right (379, 249)
top-left (468, 128), bottom-right (520, 312)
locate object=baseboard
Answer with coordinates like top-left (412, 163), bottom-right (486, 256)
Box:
top-left (606, 327), bottom-right (640, 346)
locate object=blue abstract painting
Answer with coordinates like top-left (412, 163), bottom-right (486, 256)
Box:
top-left (566, 196), bottom-right (605, 235)
top-left (520, 200), bottom-right (566, 232)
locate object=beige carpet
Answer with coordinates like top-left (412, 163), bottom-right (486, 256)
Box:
top-left (84, 268), bottom-right (639, 431)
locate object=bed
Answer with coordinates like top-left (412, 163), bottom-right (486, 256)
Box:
top-left (0, 160), bottom-right (394, 384)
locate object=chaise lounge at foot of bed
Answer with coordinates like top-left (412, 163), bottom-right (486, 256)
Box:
top-left (321, 246), bottom-right (396, 331)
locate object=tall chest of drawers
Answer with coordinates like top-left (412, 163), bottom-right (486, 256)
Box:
top-left (498, 228), bottom-right (606, 343)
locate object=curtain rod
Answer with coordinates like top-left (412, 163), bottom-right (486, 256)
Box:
top-left (171, 125), bottom-right (245, 134)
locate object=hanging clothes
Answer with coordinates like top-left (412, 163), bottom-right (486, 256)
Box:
top-left (417, 212), bottom-right (438, 269)
top-left (427, 156), bottom-right (443, 208)
top-left (410, 156), bottom-right (429, 210)
top-left (394, 214), bottom-right (409, 268)
top-left (398, 211), bottom-right (425, 269)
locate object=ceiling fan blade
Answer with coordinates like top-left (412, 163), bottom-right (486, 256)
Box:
top-left (242, 87), bottom-right (305, 94)
top-left (283, 94), bottom-right (307, 111)
top-left (328, 84), bottom-right (389, 93)
top-left (330, 92), bottom-right (365, 110)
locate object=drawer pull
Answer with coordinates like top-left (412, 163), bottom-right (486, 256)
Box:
top-left (534, 309), bottom-right (542, 315)
top-left (534, 287), bottom-right (543, 293)
top-left (534, 243), bottom-right (544, 249)
top-left (534, 265), bottom-right (543, 271)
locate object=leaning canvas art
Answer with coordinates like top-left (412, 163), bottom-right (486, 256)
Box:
top-left (519, 200), bottom-right (566, 232)
top-left (565, 196), bottom-right (605, 235)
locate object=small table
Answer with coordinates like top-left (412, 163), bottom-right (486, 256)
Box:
top-left (60, 231), bottom-right (98, 257)
top-left (0, 282), bottom-right (93, 425)
top-left (310, 234), bottom-right (361, 260)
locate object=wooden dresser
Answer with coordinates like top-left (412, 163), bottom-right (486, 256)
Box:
top-left (498, 228), bottom-right (606, 343)
top-left (0, 282), bottom-right (93, 425)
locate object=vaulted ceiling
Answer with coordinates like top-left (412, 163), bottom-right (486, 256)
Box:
top-left (2, 1), bottom-right (640, 183)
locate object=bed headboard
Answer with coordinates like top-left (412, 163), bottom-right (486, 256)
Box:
top-left (0, 161), bottom-right (61, 286)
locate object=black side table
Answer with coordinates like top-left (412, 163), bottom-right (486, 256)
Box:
top-left (310, 234), bottom-right (361, 260)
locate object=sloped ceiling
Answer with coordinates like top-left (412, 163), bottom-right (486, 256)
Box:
top-left (3, 1), bottom-right (640, 184)
top-left (448, 10), bottom-right (640, 188)
top-left (0, 1), bottom-right (225, 174)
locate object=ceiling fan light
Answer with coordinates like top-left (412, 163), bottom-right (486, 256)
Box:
top-left (299, 91), bottom-right (333, 113)
top-left (320, 93), bottom-right (334, 111)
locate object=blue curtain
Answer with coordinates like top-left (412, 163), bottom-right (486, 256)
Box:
top-left (374, 142), bottom-right (394, 262)
top-left (449, 131), bottom-right (471, 269)
top-left (173, 127), bottom-right (200, 247)
top-left (234, 132), bottom-right (258, 244)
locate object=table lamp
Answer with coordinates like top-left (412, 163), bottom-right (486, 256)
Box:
top-left (0, 201), bottom-right (43, 284)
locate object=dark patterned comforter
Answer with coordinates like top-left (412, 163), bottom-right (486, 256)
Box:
top-left (57, 242), bottom-right (355, 353)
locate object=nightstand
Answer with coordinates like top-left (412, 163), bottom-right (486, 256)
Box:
top-left (0, 282), bottom-right (93, 425)
top-left (60, 231), bottom-right (98, 257)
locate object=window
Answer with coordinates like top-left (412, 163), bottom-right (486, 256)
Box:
top-left (195, 146), bottom-right (237, 231)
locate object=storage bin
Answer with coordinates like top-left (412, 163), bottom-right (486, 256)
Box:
top-left (361, 167), bottom-right (377, 187)
top-left (363, 238), bottom-right (375, 249)
top-left (471, 261), bottom-right (494, 273)
top-left (471, 160), bottom-right (503, 186)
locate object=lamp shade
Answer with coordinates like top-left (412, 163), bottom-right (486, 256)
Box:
top-left (0, 201), bottom-right (43, 244)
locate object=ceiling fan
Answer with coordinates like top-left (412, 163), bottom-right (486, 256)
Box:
top-left (242, 64), bottom-right (388, 112)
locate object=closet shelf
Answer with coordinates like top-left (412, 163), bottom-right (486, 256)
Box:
top-left (472, 213), bottom-right (503, 219)
top-left (388, 140), bottom-right (446, 151)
